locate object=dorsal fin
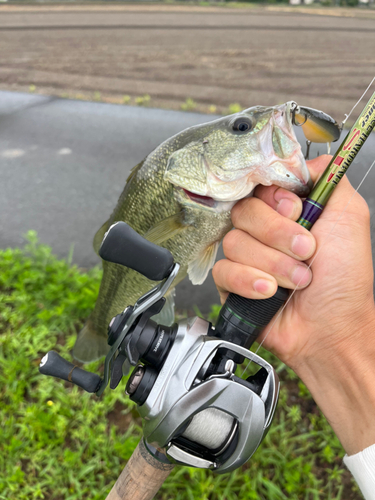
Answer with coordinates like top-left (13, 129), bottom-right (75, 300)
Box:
top-left (93, 220), bottom-right (110, 255)
top-left (92, 162), bottom-right (145, 255)
top-left (126, 161), bottom-right (143, 183)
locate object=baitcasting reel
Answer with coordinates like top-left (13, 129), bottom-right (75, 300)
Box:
top-left (40, 222), bottom-right (281, 473)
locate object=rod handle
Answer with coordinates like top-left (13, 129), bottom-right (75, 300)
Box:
top-left (106, 440), bottom-right (174, 500)
top-left (215, 287), bottom-right (289, 349)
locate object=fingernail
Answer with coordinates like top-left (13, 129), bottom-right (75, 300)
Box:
top-left (276, 198), bottom-right (297, 218)
top-left (291, 265), bottom-right (311, 287)
top-left (291, 234), bottom-right (315, 258)
top-left (254, 279), bottom-right (275, 296)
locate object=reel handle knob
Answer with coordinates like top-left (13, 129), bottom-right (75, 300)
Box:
top-left (39, 351), bottom-right (102, 394)
top-left (99, 221), bottom-right (174, 281)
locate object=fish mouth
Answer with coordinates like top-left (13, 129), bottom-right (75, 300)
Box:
top-left (268, 155), bottom-right (312, 196)
top-left (265, 103), bottom-right (312, 196)
top-left (176, 187), bottom-right (237, 213)
top-left (182, 188), bottom-right (216, 208)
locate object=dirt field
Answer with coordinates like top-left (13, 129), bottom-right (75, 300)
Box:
top-left (1, 3), bottom-right (375, 123)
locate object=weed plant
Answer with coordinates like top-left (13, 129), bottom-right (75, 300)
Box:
top-left (0, 233), bottom-right (360, 499)
top-left (181, 98), bottom-right (198, 112)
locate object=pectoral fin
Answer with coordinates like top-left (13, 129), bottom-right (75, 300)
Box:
top-left (188, 241), bottom-right (219, 285)
top-left (144, 212), bottom-right (190, 246)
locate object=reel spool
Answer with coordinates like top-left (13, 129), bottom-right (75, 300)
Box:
top-left (134, 316), bottom-right (279, 473)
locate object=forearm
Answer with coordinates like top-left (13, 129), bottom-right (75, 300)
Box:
top-left (293, 311), bottom-right (375, 456)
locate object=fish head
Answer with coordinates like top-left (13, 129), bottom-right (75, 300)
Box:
top-left (164, 102), bottom-right (312, 211)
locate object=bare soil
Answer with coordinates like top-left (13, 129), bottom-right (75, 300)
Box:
top-left (1, 3), bottom-right (374, 123)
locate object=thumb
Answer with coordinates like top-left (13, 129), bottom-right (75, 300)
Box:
top-left (307, 154), bottom-right (332, 184)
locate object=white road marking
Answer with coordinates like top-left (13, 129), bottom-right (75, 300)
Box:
top-left (58, 148), bottom-right (72, 155)
top-left (1, 149), bottom-right (25, 158)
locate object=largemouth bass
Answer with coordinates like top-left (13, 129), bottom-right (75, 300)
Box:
top-left (73, 102), bottom-right (323, 362)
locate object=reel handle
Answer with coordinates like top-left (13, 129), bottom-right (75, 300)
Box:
top-left (39, 351), bottom-right (102, 393)
top-left (99, 221), bottom-right (174, 281)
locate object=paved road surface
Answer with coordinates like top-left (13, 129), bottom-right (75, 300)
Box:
top-left (1, 91), bottom-right (374, 312)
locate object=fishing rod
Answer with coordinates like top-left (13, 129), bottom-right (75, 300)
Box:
top-left (39, 91), bottom-right (375, 500)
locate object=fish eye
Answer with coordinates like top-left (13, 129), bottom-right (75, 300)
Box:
top-left (232, 117), bottom-right (253, 133)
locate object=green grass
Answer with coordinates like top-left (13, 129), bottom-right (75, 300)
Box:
top-left (0, 233), bottom-right (360, 499)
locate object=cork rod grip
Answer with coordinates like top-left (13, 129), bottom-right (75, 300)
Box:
top-left (106, 440), bottom-right (174, 500)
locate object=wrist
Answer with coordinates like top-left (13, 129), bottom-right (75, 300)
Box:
top-left (293, 310), bottom-right (375, 456)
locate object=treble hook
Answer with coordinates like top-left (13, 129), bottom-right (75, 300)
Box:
top-left (305, 140), bottom-right (311, 160)
top-left (291, 102), bottom-right (308, 127)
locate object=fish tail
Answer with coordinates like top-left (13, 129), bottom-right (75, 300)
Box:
top-left (73, 319), bottom-right (110, 362)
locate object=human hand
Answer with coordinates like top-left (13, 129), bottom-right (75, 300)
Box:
top-left (212, 155), bottom-right (375, 454)
top-left (213, 154), bottom-right (374, 368)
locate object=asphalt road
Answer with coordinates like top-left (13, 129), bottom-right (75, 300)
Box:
top-left (1, 91), bottom-right (374, 312)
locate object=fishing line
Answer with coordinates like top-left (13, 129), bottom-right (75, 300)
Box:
top-left (241, 77), bottom-right (375, 378)
top-left (342, 76), bottom-right (375, 127)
